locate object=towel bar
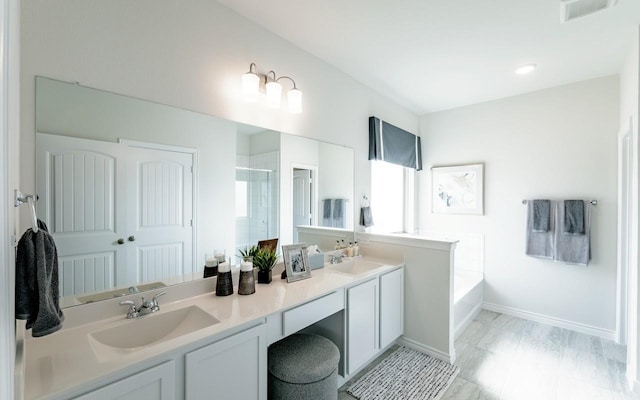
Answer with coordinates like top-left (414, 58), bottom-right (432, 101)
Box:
top-left (521, 199), bottom-right (597, 205)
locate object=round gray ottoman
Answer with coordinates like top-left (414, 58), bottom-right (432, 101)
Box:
top-left (268, 333), bottom-right (340, 400)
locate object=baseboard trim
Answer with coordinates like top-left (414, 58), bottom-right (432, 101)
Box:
top-left (396, 336), bottom-right (453, 363)
top-left (455, 303), bottom-right (482, 340)
top-left (482, 302), bottom-right (616, 340)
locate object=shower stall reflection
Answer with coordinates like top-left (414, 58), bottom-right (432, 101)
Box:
top-left (235, 151), bottom-right (280, 254)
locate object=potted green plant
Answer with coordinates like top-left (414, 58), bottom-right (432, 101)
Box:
top-left (253, 247), bottom-right (278, 284)
top-left (238, 245), bottom-right (259, 261)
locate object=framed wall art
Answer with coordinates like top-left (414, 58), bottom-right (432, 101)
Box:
top-left (431, 163), bottom-right (484, 215)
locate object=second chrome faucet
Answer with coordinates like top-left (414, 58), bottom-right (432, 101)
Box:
top-left (120, 291), bottom-right (166, 319)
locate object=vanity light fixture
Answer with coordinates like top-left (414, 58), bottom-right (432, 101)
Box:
top-left (241, 63), bottom-right (303, 114)
top-left (241, 63), bottom-right (260, 102)
top-left (265, 71), bottom-right (282, 108)
top-left (515, 64), bottom-right (537, 75)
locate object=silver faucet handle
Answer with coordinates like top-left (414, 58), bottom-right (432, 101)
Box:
top-left (119, 300), bottom-right (139, 319)
top-left (148, 291), bottom-right (166, 312)
top-left (152, 291), bottom-right (166, 302)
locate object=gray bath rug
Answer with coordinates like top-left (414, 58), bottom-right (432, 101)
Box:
top-left (346, 346), bottom-right (459, 400)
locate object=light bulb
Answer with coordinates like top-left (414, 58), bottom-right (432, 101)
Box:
top-left (266, 81), bottom-right (282, 108)
top-left (287, 88), bottom-right (302, 114)
top-left (241, 72), bottom-right (260, 102)
top-left (515, 64), bottom-right (537, 75)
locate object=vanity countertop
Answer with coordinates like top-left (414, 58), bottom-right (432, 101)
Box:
top-left (23, 257), bottom-right (403, 400)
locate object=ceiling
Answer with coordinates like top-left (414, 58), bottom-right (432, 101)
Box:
top-left (218, 0), bottom-right (640, 115)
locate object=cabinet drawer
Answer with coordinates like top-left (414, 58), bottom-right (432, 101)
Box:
top-left (283, 290), bottom-right (344, 336)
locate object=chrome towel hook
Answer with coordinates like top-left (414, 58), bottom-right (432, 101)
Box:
top-left (15, 190), bottom-right (39, 233)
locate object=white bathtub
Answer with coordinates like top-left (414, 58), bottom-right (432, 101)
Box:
top-left (453, 270), bottom-right (484, 339)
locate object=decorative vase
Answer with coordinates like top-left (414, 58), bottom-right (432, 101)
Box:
top-left (238, 256), bottom-right (255, 295)
top-left (257, 269), bottom-right (272, 284)
top-left (203, 251), bottom-right (218, 278)
top-left (215, 262), bottom-right (233, 296)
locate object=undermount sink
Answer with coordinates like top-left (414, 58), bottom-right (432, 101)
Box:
top-left (327, 258), bottom-right (383, 275)
top-left (89, 305), bottom-right (219, 351)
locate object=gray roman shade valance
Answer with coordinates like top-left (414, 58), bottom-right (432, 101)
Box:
top-left (368, 116), bottom-right (423, 171)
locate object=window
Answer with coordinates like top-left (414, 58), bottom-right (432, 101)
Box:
top-left (370, 161), bottom-right (415, 234)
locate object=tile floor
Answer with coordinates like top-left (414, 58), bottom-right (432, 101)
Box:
top-left (339, 310), bottom-right (631, 400)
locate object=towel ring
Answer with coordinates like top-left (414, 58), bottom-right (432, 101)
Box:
top-left (361, 195), bottom-right (370, 208)
top-left (27, 196), bottom-right (38, 233)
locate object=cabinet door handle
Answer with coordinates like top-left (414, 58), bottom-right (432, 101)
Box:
top-left (117, 238), bottom-right (125, 245)
top-left (128, 236), bottom-right (136, 242)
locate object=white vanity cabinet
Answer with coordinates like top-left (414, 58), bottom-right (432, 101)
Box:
top-left (379, 267), bottom-right (404, 349)
top-left (185, 324), bottom-right (268, 400)
top-left (346, 278), bottom-right (379, 374)
top-left (74, 361), bottom-right (175, 400)
top-left (346, 266), bottom-right (404, 376)
top-left (24, 262), bottom-right (405, 400)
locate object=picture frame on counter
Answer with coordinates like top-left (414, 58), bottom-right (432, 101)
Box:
top-left (282, 243), bottom-right (311, 283)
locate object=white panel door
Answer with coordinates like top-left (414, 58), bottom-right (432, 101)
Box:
top-left (37, 133), bottom-right (195, 297)
top-left (185, 324), bottom-right (267, 400)
top-left (126, 146), bottom-right (193, 284)
top-left (36, 133), bottom-right (127, 296)
top-left (292, 169), bottom-right (311, 242)
top-left (347, 278), bottom-right (379, 374)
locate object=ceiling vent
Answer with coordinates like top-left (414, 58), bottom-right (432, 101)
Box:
top-left (560, 0), bottom-right (618, 22)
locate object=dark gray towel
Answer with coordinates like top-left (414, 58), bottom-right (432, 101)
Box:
top-left (322, 199), bottom-right (332, 219)
top-left (532, 199), bottom-right (550, 232)
top-left (333, 199), bottom-right (345, 228)
top-left (360, 206), bottom-right (374, 228)
top-left (555, 201), bottom-right (590, 265)
top-left (322, 199), bottom-right (332, 227)
top-left (526, 201), bottom-right (554, 259)
top-left (564, 200), bottom-right (585, 235)
top-left (15, 220), bottom-right (64, 337)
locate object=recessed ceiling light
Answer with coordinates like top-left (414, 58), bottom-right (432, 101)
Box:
top-left (515, 64), bottom-right (537, 75)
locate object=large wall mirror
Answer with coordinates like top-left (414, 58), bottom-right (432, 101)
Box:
top-left (35, 77), bottom-right (354, 308)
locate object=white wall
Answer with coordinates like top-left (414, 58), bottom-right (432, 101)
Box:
top-left (280, 134), bottom-right (320, 246)
top-left (419, 76), bottom-right (620, 335)
top-left (620, 26), bottom-right (640, 388)
top-left (318, 142), bottom-right (354, 229)
top-left (19, 0), bottom-right (419, 233)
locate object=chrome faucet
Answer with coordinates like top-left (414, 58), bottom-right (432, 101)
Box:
top-left (119, 291), bottom-right (166, 319)
top-left (330, 253), bottom-right (344, 264)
